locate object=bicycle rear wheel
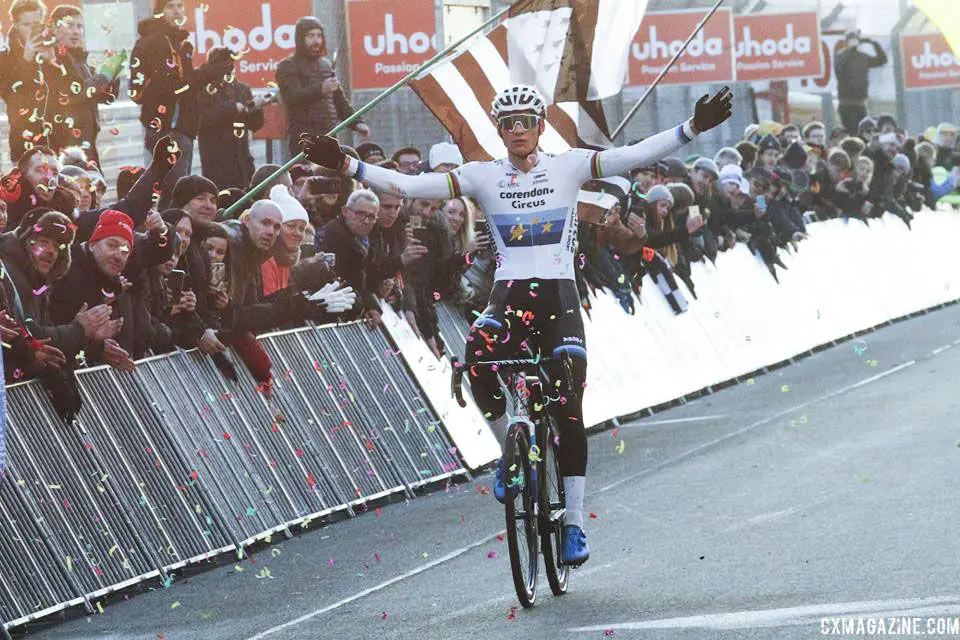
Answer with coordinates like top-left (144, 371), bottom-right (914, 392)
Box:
top-left (504, 422), bottom-right (538, 608)
top-left (539, 415), bottom-right (569, 595)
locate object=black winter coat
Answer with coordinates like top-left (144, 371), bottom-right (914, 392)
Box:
top-left (1, 26), bottom-right (37, 162)
top-left (276, 18), bottom-right (362, 153)
top-left (129, 18), bottom-right (225, 138)
top-left (198, 80), bottom-right (264, 189)
top-left (48, 243), bottom-right (135, 364)
top-left (46, 46), bottom-right (119, 160)
top-left (0, 233), bottom-right (86, 358)
top-left (318, 217), bottom-right (377, 314)
top-left (834, 40), bottom-right (887, 103)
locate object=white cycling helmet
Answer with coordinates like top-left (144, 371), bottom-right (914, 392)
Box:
top-left (490, 84), bottom-right (547, 119)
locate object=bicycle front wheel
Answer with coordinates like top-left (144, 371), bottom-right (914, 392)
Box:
top-left (504, 422), bottom-right (538, 608)
top-left (540, 417), bottom-right (569, 596)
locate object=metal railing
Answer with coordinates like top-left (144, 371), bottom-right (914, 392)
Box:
top-left (0, 320), bottom-right (466, 634)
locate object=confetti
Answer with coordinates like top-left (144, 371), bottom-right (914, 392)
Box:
top-left (746, 378), bottom-right (755, 385)
top-left (781, 385), bottom-right (790, 393)
top-left (171, 602), bottom-right (180, 609)
top-left (507, 607), bottom-right (517, 621)
top-left (604, 629), bottom-right (615, 637)
top-left (615, 440), bottom-right (625, 454)
top-left (487, 550), bottom-right (497, 559)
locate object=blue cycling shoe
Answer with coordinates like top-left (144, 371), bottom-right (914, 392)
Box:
top-left (561, 525), bottom-right (590, 566)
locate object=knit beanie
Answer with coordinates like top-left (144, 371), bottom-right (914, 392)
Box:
top-left (758, 133), bottom-right (782, 154)
top-left (172, 175), bottom-right (218, 209)
top-left (693, 157), bottom-right (720, 179)
top-left (269, 185), bottom-right (309, 224)
top-left (665, 182), bottom-right (695, 209)
top-left (89, 210), bottom-right (135, 248)
top-left (646, 184), bottom-right (674, 206)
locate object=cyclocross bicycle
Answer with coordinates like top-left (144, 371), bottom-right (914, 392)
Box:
top-left (451, 352), bottom-right (574, 608)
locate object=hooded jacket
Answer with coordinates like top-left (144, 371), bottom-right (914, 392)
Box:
top-left (0, 214), bottom-right (86, 359)
top-left (129, 17), bottom-right (228, 138)
top-left (276, 18), bottom-right (363, 153)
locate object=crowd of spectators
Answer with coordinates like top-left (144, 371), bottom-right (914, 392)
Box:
top-left (0, 0), bottom-right (959, 423)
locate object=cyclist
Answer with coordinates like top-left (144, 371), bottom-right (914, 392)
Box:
top-left (299, 84), bottom-right (733, 567)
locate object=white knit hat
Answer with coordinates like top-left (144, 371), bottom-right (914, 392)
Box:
top-left (429, 142), bottom-right (464, 170)
top-left (270, 184), bottom-right (309, 224)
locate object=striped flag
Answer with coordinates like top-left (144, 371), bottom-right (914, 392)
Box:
top-left (409, 0), bottom-right (649, 162)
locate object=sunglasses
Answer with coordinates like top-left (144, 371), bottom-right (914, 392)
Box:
top-left (498, 114), bottom-right (540, 132)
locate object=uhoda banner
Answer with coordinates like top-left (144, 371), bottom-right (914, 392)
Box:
top-left (900, 31), bottom-right (960, 90)
top-left (347, 0), bottom-right (439, 91)
top-left (733, 11), bottom-right (823, 82)
top-left (182, 0), bottom-right (311, 88)
top-left (626, 8), bottom-right (735, 87)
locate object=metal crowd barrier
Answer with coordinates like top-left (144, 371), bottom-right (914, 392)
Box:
top-left (0, 321), bottom-right (466, 634)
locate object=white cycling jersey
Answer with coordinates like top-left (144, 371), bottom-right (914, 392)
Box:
top-left (345, 120), bottom-right (699, 281)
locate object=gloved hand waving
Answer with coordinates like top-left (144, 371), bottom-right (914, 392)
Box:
top-left (299, 134), bottom-right (346, 173)
top-left (693, 86), bottom-right (733, 133)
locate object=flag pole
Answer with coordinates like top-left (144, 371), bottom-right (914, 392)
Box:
top-left (223, 3), bottom-right (514, 219)
top-left (609, 0), bottom-right (727, 141)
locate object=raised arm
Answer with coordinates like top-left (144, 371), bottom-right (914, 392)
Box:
top-left (300, 134), bottom-right (471, 199)
top-left (594, 122), bottom-right (700, 179)
top-left (343, 156), bottom-right (472, 200)
top-left (595, 87), bottom-right (732, 179)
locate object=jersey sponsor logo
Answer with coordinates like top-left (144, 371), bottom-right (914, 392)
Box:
top-left (489, 208), bottom-right (567, 248)
top-left (498, 186), bottom-right (556, 209)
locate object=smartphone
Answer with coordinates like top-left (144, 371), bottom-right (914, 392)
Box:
top-left (319, 252), bottom-right (336, 269)
top-left (756, 195), bottom-right (767, 211)
top-left (308, 176), bottom-right (340, 195)
top-left (168, 269), bottom-right (186, 304)
top-left (209, 262), bottom-right (226, 293)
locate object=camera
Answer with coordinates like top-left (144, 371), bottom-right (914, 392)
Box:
top-left (307, 176), bottom-right (341, 195)
top-left (246, 92), bottom-right (279, 111)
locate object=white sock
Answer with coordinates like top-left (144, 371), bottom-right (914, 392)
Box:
top-left (563, 476), bottom-right (586, 529)
top-left (488, 413), bottom-right (511, 448)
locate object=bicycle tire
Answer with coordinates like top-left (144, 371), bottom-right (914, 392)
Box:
top-left (504, 421), bottom-right (538, 608)
top-left (537, 409), bottom-right (569, 595)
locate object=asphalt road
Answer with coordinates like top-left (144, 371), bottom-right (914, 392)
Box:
top-left (19, 303), bottom-right (960, 640)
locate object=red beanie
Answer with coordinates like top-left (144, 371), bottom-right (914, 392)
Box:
top-left (89, 210), bottom-right (135, 248)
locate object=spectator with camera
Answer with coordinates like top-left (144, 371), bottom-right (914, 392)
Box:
top-left (130, 0), bottom-right (235, 208)
top-left (835, 29), bottom-right (887, 132)
top-left (1, 0), bottom-right (48, 161)
top-left (42, 5), bottom-right (124, 166)
top-left (277, 17), bottom-right (369, 156)
top-left (865, 132), bottom-right (913, 228)
top-left (199, 78), bottom-right (272, 190)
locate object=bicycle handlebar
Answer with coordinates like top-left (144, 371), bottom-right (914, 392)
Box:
top-left (449, 353), bottom-right (575, 409)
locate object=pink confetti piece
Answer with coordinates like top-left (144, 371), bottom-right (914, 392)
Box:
top-left (487, 550), bottom-right (496, 559)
